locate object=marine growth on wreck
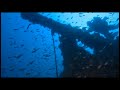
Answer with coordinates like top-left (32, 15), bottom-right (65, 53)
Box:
top-left (1, 12), bottom-right (119, 78)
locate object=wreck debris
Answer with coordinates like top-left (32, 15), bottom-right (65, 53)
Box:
top-left (97, 65), bottom-right (102, 69)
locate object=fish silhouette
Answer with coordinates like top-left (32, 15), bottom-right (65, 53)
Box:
top-left (14, 54), bottom-right (23, 59)
top-left (32, 48), bottom-right (40, 53)
top-left (26, 24), bottom-right (31, 30)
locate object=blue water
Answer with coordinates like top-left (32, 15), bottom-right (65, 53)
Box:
top-left (1, 12), bottom-right (119, 78)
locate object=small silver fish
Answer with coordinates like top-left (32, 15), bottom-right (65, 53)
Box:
top-left (109, 43), bottom-right (112, 46)
top-left (79, 52), bottom-right (82, 55)
top-left (89, 64), bottom-right (93, 67)
top-left (82, 67), bottom-right (85, 70)
top-left (104, 62), bottom-right (108, 66)
top-left (83, 57), bottom-right (86, 59)
top-left (29, 61), bottom-right (34, 64)
top-left (97, 65), bottom-right (102, 69)
top-left (86, 66), bottom-right (89, 69)
top-left (32, 48), bottom-right (40, 53)
top-left (77, 75), bottom-right (81, 78)
top-left (14, 54), bottom-right (23, 59)
top-left (73, 57), bottom-right (77, 60)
